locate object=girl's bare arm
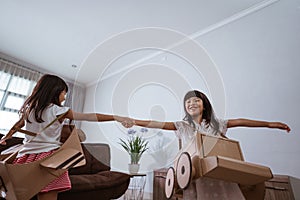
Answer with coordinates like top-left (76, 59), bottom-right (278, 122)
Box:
top-left (227, 118), bottom-right (291, 133)
top-left (64, 109), bottom-right (135, 125)
top-left (133, 119), bottom-right (177, 130)
top-left (0, 117), bottom-right (25, 144)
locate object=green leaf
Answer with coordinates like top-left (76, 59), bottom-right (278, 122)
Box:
top-left (119, 135), bottom-right (149, 164)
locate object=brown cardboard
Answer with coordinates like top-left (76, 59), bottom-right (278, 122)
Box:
top-left (40, 148), bottom-right (84, 170)
top-left (171, 132), bottom-right (273, 199)
top-left (175, 133), bottom-right (243, 160)
top-left (0, 128), bottom-right (85, 200)
top-left (201, 134), bottom-right (244, 161)
top-left (174, 134), bottom-right (203, 173)
top-left (174, 132), bottom-right (245, 178)
top-left (201, 155), bottom-right (273, 185)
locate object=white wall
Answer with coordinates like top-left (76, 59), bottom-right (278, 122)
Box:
top-left (80, 0), bottom-right (300, 196)
top-left (197, 0), bottom-right (300, 177)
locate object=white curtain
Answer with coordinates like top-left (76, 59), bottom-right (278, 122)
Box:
top-left (64, 81), bottom-right (86, 128)
top-left (0, 58), bottom-right (43, 90)
top-left (0, 58), bottom-right (86, 130)
top-left (0, 58), bottom-right (43, 135)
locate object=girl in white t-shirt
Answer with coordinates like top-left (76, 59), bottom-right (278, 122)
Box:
top-left (126, 90), bottom-right (291, 199)
top-left (130, 90), bottom-right (290, 144)
top-left (0, 74), bottom-right (134, 200)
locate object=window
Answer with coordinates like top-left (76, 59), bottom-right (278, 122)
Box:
top-left (0, 59), bottom-right (42, 136)
top-left (0, 72), bottom-right (37, 135)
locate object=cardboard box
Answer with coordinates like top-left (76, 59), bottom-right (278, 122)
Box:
top-left (201, 134), bottom-right (244, 161)
top-left (174, 132), bottom-right (273, 185)
top-left (169, 132), bottom-right (274, 200)
top-left (0, 128), bottom-right (85, 200)
top-left (175, 133), bottom-right (243, 161)
top-left (201, 155), bottom-right (273, 185)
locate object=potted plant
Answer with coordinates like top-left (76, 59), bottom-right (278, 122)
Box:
top-left (119, 129), bottom-right (149, 174)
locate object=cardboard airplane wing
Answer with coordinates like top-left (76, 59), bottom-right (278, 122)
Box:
top-left (0, 127), bottom-right (85, 200)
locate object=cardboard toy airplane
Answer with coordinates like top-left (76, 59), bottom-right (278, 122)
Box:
top-left (165, 133), bottom-right (273, 200)
top-left (0, 126), bottom-right (85, 200)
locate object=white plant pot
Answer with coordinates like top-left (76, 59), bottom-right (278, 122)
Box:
top-left (128, 163), bottom-right (140, 174)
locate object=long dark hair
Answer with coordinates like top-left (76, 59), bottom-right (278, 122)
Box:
top-left (20, 74), bottom-right (68, 123)
top-left (183, 90), bottom-right (220, 134)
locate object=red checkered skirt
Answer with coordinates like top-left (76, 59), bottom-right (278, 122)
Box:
top-left (13, 150), bottom-right (71, 193)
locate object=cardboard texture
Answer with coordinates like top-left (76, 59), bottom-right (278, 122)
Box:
top-left (201, 134), bottom-right (244, 160)
top-left (174, 133), bottom-right (244, 170)
top-left (175, 132), bottom-right (272, 182)
top-left (171, 132), bottom-right (273, 199)
top-left (201, 156), bottom-right (273, 185)
top-left (0, 128), bottom-right (85, 200)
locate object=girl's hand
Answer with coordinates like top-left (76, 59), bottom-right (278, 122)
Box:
top-left (0, 135), bottom-right (8, 145)
top-left (268, 122), bottom-right (291, 133)
top-left (116, 116), bottom-right (135, 128)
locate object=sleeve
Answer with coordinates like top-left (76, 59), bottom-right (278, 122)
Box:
top-left (217, 118), bottom-right (228, 135)
top-left (174, 121), bottom-right (184, 139)
top-left (174, 121), bottom-right (195, 138)
top-left (52, 105), bottom-right (70, 116)
top-left (174, 121), bottom-right (197, 149)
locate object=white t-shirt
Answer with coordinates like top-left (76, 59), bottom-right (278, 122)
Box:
top-left (17, 104), bottom-right (69, 157)
top-left (174, 118), bottom-right (228, 148)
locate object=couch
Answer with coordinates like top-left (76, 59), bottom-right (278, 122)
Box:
top-left (0, 134), bottom-right (131, 200)
top-left (58, 143), bottom-right (130, 200)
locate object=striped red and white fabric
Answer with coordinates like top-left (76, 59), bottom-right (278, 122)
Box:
top-left (13, 150), bottom-right (71, 193)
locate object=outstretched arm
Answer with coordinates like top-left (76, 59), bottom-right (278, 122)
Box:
top-left (63, 109), bottom-right (135, 126)
top-left (133, 119), bottom-right (177, 130)
top-left (64, 110), bottom-right (176, 130)
top-left (0, 117), bottom-right (25, 145)
top-left (227, 118), bottom-right (291, 133)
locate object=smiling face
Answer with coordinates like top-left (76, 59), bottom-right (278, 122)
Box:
top-left (184, 96), bottom-right (204, 119)
top-left (183, 90), bottom-right (215, 126)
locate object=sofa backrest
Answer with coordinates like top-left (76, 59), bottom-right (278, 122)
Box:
top-left (0, 134), bottom-right (24, 153)
top-left (68, 143), bottom-right (111, 175)
top-left (83, 143), bottom-right (110, 167)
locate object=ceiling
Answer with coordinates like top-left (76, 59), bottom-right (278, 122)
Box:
top-left (0, 0), bottom-right (289, 85)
